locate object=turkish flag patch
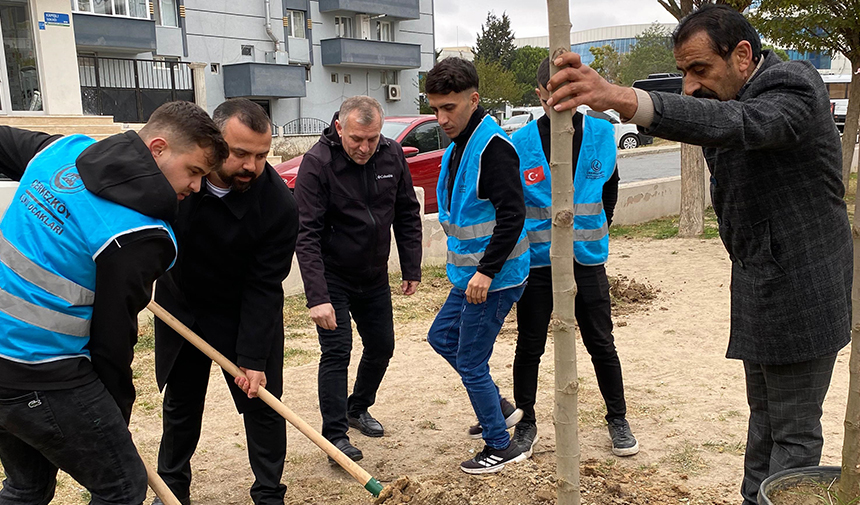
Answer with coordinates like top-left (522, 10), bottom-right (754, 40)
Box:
top-left (524, 166), bottom-right (546, 185)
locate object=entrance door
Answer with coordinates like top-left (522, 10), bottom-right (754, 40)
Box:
top-left (0, 0), bottom-right (42, 112)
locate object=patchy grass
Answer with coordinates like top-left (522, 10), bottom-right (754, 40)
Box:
top-left (610, 207), bottom-right (719, 240)
top-left (283, 293), bottom-right (314, 330)
top-left (388, 265), bottom-right (451, 323)
top-left (664, 441), bottom-right (708, 474)
top-left (702, 439), bottom-right (746, 456)
top-left (134, 314), bottom-right (155, 352)
top-left (284, 346), bottom-right (317, 368)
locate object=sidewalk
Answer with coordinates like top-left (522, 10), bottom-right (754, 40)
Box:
top-left (617, 142), bottom-right (680, 158)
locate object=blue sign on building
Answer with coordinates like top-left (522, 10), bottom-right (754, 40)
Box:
top-left (44, 12), bottom-right (70, 27)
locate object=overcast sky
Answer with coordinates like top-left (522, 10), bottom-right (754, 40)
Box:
top-left (432, 0), bottom-right (678, 48)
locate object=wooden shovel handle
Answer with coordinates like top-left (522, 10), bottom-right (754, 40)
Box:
top-left (143, 459), bottom-right (183, 505)
top-left (146, 301), bottom-right (383, 496)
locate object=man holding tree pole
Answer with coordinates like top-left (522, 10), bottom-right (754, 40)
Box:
top-left (546, 6), bottom-right (851, 504)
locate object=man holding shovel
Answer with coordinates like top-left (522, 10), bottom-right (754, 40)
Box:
top-left (153, 99), bottom-right (298, 505)
top-left (0, 102), bottom-right (227, 505)
top-left (546, 6), bottom-right (851, 504)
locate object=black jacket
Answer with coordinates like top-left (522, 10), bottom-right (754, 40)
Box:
top-left (154, 164), bottom-right (298, 396)
top-left (294, 113), bottom-right (423, 308)
top-left (0, 127), bottom-right (177, 423)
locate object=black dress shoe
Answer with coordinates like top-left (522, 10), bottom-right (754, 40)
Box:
top-left (348, 411), bottom-right (384, 437)
top-left (328, 437), bottom-right (363, 463)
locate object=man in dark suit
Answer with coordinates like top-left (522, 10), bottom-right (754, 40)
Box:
top-left (546, 6), bottom-right (851, 505)
top-left (153, 99), bottom-right (299, 505)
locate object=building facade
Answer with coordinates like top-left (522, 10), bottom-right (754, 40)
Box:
top-left (0, 0), bottom-right (434, 128)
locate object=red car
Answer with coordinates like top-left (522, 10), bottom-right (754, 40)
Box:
top-left (274, 115), bottom-right (450, 214)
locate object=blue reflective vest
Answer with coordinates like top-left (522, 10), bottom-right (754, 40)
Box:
top-left (511, 116), bottom-right (616, 267)
top-left (437, 115), bottom-right (529, 292)
top-left (0, 135), bottom-right (177, 364)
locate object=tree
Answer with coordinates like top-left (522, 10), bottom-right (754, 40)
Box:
top-left (589, 45), bottom-right (623, 84)
top-left (473, 12), bottom-right (517, 68)
top-left (750, 1), bottom-right (860, 194)
top-left (545, 1), bottom-right (579, 503)
top-left (617, 23), bottom-right (677, 86)
top-left (761, 44), bottom-right (790, 61)
top-left (474, 60), bottom-right (521, 113)
top-left (657, 0), bottom-right (753, 19)
top-left (657, 1), bottom-right (751, 238)
top-left (511, 45), bottom-right (550, 105)
top-left (750, 4), bottom-right (860, 499)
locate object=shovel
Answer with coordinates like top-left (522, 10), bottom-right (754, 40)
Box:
top-left (146, 301), bottom-right (385, 497)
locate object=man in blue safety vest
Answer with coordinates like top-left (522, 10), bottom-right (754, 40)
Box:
top-left (508, 58), bottom-right (638, 459)
top-left (425, 57), bottom-right (530, 474)
top-left (0, 102), bottom-right (227, 505)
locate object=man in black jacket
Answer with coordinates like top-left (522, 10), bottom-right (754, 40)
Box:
top-left (0, 102), bottom-right (227, 505)
top-left (294, 95), bottom-right (422, 462)
top-left (153, 99), bottom-right (298, 505)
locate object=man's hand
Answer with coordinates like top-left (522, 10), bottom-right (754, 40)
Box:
top-left (309, 303), bottom-right (337, 330)
top-left (401, 280), bottom-right (420, 296)
top-left (465, 272), bottom-right (492, 304)
top-left (545, 52), bottom-right (639, 119)
top-left (235, 368), bottom-right (267, 399)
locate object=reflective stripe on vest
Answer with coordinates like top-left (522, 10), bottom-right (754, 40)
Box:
top-left (437, 115), bottom-right (530, 291)
top-left (0, 134), bottom-right (178, 364)
top-left (511, 117), bottom-right (616, 267)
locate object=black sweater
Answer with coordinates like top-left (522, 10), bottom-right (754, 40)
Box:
top-left (446, 106), bottom-right (526, 279)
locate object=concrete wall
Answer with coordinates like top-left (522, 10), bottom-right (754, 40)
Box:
top-left (33, 0), bottom-right (84, 115)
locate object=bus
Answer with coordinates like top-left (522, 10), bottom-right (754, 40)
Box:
top-left (821, 73), bottom-right (851, 132)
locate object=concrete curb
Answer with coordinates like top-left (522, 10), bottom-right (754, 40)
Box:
top-left (617, 143), bottom-right (681, 158)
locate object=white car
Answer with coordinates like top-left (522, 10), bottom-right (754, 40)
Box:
top-left (502, 104), bottom-right (650, 150)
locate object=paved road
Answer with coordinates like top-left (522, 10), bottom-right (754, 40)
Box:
top-left (617, 150), bottom-right (681, 183)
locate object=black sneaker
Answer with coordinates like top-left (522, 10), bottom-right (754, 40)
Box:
top-left (460, 443), bottom-right (526, 474)
top-left (467, 397), bottom-right (523, 439)
top-left (328, 437), bottom-right (363, 464)
top-left (348, 411), bottom-right (384, 437)
top-left (607, 418), bottom-right (639, 456)
top-left (512, 422), bottom-right (539, 458)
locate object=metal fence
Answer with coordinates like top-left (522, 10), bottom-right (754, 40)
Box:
top-left (78, 56), bottom-right (195, 123)
top-left (282, 117), bottom-right (329, 135)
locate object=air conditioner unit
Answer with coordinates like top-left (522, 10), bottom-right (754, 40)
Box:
top-left (385, 84), bottom-right (401, 101)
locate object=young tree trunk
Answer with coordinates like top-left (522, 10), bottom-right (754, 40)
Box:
top-left (840, 60), bottom-right (860, 192)
top-left (838, 176), bottom-right (860, 502)
top-left (546, 2), bottom-right (579, 504)
top-left (678, 143), bottom-right (705, 236)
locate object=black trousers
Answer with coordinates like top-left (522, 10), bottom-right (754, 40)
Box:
top-left (157, 331), bottom-right (286, 505)
top-left (514, 265), bottom-right (627, 424)
top-left (740, 354), bottom-right (837, 505)
top-left (317, 277), bottom-right (395, 442)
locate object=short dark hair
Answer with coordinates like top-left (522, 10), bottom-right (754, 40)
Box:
top-left (425, 57), bottom-right (479, 95)
top-left (537, 57), bottom-right (551, 90)
top-left (212, 98), bottom-right (271, 135)
top-left (139, 101), bottom-right (228, 168)
top-left (673, 4), bottom-right (761, 63)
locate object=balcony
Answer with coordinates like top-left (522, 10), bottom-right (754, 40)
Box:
top-left (318, 0), bottom-right (419, 19)
top-left (287, 37), bottom-right (311, 65)
top-left (73, 13), bottom-right (156, 53)
top-left (320, 38), bottom-right (420, 69)
top-left (222, 63), bottom-right (307, 99)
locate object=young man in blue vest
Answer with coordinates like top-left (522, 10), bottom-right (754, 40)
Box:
top-left (425, 57), bottom-right (530, 474)
top-left (0, 101), bottom-right (227, 505)
top-left (508, 58), bottom-right (638, 459)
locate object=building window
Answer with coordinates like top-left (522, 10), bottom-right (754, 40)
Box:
top-left (73, 0), bottom-right (150, 19)
top-left (380, 70), bottom-right (398, 85)
top-left (344, 74), bottom-right (351, 84)
top-left (286, 10), bottom-right (305, 39)
top-left (331, 72), bottom-right (338, 83)
top-left (157, 0), bottom-right (178, 27)
top-left (376, 21), bottom-right (392, 42)
top-left (210, 63), bottom-right (220, 74)
top-left (334, 16), bottom-right (352, 38)
top-left (305, 66), bottom-right (311, 82)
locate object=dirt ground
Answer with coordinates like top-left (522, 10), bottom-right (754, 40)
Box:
top-left (7, 236), bottom-right (852, 505)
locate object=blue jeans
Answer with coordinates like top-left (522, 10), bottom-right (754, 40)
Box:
top-left (427, 284), bottom-right (525, 450)
top-left (0, 380), bottom-right (147, 505)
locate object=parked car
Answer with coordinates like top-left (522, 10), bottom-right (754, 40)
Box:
top-left (581, 107), bottom-right (654, 150)
top-left (274, 115), bottom-right (450, 213)
top-left (632, 73), bottom-right (684, 94)
top-left (501, 106), bottom-right (545, 134)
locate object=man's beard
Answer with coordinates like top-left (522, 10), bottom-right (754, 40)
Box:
top-left (692, 87), bottom-right (721, 100)
top-left (219, 169), bottom-right (258, 192)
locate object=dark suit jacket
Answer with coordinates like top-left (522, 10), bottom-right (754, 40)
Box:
top-left (643, 51), bottom-right (852, 365)
top-left (154, 164), bottom-right (299, 407)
